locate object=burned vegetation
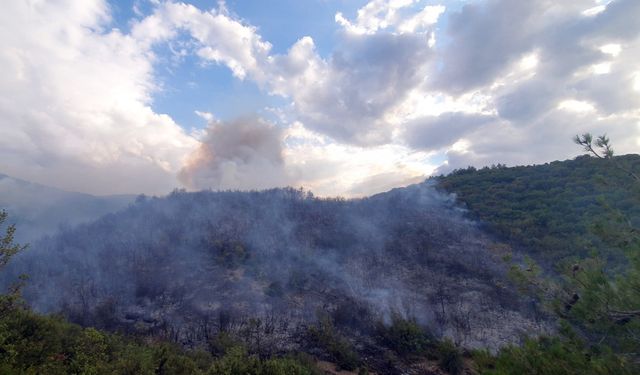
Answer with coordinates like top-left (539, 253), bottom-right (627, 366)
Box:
top-left (5, 182), bottom-right (549, 372)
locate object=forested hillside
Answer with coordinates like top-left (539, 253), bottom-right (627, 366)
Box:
top-left (438, 154), bottom-right (640, 267)
top-left (1, 154), bottom-right (640, 374)
top-left (438, 153), bottom-right (640, 374)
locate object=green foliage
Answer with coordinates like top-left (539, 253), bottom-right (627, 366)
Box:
top-left (207, 332), bottom-right (240, 357)
top-left (0, 210), bottom-right (27, 315)
top-left (478, 336), bottom-right (632, 375)
top-left (441, 151), bottom-right (640, 372)
top-left (0, 306), bottom-right (319, 375)
top-left (437, 340), bottom-right (463, 375)
top-left (307, 316), bottom-right (360, 371)
top-left (261, 355), bottom-right (318, 375)
top-left (0, 306), bottom-right (205, 374)
top-left (562, 246), bottom-right (640, 354)
top-left (376, 313), bottom-right (430, 357)
top-left (0, 210), bottom-right (27, 270)
top-left (438, 155), bottom-right (640, 266)
top-left (574, 133), bottom-right (614, 159)
top-left (207, 346), bottom-right (318, 375)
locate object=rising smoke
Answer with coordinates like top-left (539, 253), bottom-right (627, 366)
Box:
top-left (179, 117), bottom-right (292, 191)
top-left (4, 181), bottom-right (551, 351)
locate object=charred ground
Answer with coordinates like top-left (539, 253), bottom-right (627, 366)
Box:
top-left (6, 182), bottom-right (545, 369)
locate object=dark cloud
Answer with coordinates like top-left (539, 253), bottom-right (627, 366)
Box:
top-left (429, 0), bottom-right (542, 94)
top-left (404, 112), bottom-right (496, 150)
top-left (495, 79), bottom-right (559, 122)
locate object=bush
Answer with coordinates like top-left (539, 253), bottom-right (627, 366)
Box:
top-left (481, 337), bottom-right (633, 375)
top-left (0, 305), bottom-right (320, 375)
top-left (307, 317), bottom-right (360, 371)
top-left (437, 340), bottom-right (463, 375)
top-left (376, 313), bottom-right (430, 357)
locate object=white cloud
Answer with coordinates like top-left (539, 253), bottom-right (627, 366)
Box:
top-left (335, 0), bottom-right (416, 35)
top-left (411, 0), bottom-right (640, 172)
top-left (195, 110), bottom-right (215, 122)
top-left (132, 1), bottom-right (272, 80)
top-left (269, 31), bottom-right (435, 145)
top-left (0, 0), bottom-right (197, 195)
top-left (398, 5), bottom-right (446, 33)
top-left (282, 123), bottom-right (435, 197)
top-left (557, 99), bottom-right (597, 113)
top-left (136, 0), bottom-right (640, 190)
top-left (3, 0), bottom-right (639, 198)
top-left (134, 1), bottom-right (443, 146)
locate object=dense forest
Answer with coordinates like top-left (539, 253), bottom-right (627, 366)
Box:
top-left (438, 154), bottom-right (640, 268)
top-left (1, 151), bottom-right (639, 374)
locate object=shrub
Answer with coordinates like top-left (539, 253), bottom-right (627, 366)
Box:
top-left (307, 317), bottom-right (360, 371)
top-left (437, 340), bottom-right (463, 375)
top-left (376, 313), bottom-right (430, 357)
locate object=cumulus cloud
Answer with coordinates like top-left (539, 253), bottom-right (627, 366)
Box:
top-left (438, 109), bottom-right (640, 175)
top-left (282, 122), bottom-right (435, 197)
top-left (0, 0), bottom-right (197, 195)
top-left (269, 32), bottom-right (434, 145)
top-left (407, 0), bottom-right (640, 171)
top-left (133, 1), bottom-right (272, 80)
top-left (335, 0), bottom-right (444, 35)
top-left (271, 4), bottom-right (440, 145)
top-left (135, 1), bottom-right (441, 146)
top-left (3, 0), bottom-right (639, 198)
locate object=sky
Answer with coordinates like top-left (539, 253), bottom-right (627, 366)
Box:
top-left (1, 0), bottom-right (639, 197)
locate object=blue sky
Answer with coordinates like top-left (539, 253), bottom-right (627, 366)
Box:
top-left (1, 0), bottom-right (638, 196)
top-left (113, 0), bottom-right (372, 130)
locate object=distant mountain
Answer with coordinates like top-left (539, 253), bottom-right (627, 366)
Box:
top-left (0, 173), bottom-right (135, 242)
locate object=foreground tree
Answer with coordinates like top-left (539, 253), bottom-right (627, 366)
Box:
top-left (575, 133), bottom-right (639, 181)
top-left (565, 134), bottom-right (640, 359)
top-left (0, 210), bottom-right (26, 270)
top-left (0, 210), bottom-right (27, 314)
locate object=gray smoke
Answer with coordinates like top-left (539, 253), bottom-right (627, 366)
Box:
top-left (0, 173), bottom-right (134, 242)
top-left (179, 117), bottom-right (291, 191)
top-left (4, 181), bottom-right (551, 352)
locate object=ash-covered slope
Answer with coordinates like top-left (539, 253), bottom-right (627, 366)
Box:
top-left (8, 182), bottom-right (548, 351)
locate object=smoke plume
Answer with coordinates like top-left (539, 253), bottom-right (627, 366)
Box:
top-left (179, 117), bottom-right (291, 190)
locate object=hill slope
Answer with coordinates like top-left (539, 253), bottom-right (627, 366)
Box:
top-left (0, 174), bottom-right (135, 242)
top-left (4, 155), bottom-right (640, 373)
top-left (7, 184), bottom-right (544, 353)
top-left (437, 154), bottom-right (640, 268)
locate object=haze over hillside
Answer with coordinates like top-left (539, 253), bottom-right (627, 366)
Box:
top-left (0, 174), bottom-right (135, 242)
top-left (1, 0), bottom-right (639, 373)
top-left (1, 154), bottom-right (639, 373)
top-left (5, 181), bottom-right (547, 353)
